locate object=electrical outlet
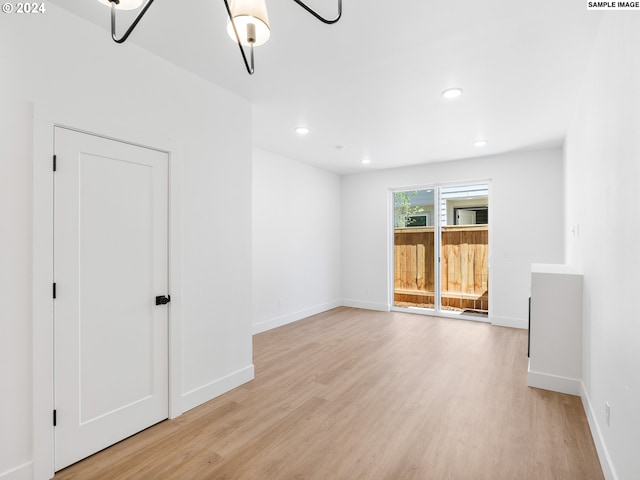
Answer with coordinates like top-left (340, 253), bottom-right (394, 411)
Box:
top-left (605, 402), bottom-right (611, 426)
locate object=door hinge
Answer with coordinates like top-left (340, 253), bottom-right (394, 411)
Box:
top-left (53, 155), bottom-right (57, 172)
top-left (53, 283), bottom-right (56, 299)
top-left (155, 295), bottom-right (171, 305)
top-left (53, 409), bottom-right (57, 427)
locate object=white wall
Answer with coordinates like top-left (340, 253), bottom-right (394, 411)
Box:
top-left (0, 6), bottom-right (252, 479)
top-left (564, 13), bottom-right (640, 480)
top-left (0, 100), bottom-right (33, 480)
top-left (341, 148), bottom-right (564, 327)
top-left (252, 148), bottom-right (342, 333)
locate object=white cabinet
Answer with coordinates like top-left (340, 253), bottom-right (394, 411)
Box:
top-left (527, 264), bottom-right (583, 395)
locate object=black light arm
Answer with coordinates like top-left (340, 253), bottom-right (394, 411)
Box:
top-left (291, 0), bottom-right (342, 24)
top-left (225, 0), bottom-right (342, 75)
top-left (223, 0), bottom-right (256, 75)
top-left (110, 0), bottom-right (157, 44)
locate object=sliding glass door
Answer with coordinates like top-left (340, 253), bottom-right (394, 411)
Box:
top-left (392, 183), bottom-right (489, 319)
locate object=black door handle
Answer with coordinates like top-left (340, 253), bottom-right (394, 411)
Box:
top-left (155, 295), bottom-right (171, 305)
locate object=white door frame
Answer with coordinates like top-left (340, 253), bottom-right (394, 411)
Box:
top-left (32, 105), bottom-right (184, 480)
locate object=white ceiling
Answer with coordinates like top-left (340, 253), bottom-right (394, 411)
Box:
top-left (50, 0), bottom-right (603, 175)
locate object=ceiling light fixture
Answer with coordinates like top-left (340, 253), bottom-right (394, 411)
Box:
top-left (361, 158), bottom-right (371, 165)
top-left (442, 87), bottom-right (463, 99)
top-left (295, 126), bottom-right (310, 135)
top-left (99, 0), bottom-right (342, 75)
top-left (473, 139), bottom-right (488, 147)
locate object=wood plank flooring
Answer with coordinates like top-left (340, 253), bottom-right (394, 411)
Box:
top-left (55, 307), bottom-right (604, 479)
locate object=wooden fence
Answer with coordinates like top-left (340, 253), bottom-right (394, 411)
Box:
top-left (394, 225), bottom-right (488, 312)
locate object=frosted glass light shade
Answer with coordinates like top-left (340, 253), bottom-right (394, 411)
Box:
top-left (97, 0), bottom-right (145, 10)
top-left (227, 0), bottom-right (271, 47)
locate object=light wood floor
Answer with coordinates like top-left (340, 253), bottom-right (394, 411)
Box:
top-left (55, 307), bottom-right (604, 479)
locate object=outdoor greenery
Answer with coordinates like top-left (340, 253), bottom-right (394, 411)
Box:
top-left (394, 191), bottom-right (425, 228)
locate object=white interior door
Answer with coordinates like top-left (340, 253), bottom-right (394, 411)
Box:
top-left (53, 127), bottom-right (169, 470)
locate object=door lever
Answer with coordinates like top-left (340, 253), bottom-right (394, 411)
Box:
top-left (155, 295), bottom-right (171, 305)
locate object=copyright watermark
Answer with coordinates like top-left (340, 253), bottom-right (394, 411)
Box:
top-left (2, 2), bottom-right (46, 14)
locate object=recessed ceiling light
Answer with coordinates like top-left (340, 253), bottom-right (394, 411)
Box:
top-left (473, 139), bottom-right (488, 147)
top-left (295, 126), bottom-right (309, 135)
top-left (335, 145), bottom-right (345, 151)
top-left (361, 158), bottom-right (371, 165)
top-left (442, 87), bottom-right (463, 99)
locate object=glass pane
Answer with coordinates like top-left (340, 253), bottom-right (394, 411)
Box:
top-left (393, 190), bottom-right (435, 310)
top-left (440, 184), bottom-right (489, 317)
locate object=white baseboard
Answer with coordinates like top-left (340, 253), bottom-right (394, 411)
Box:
top-left (252, 301), bottom-right (341, 334)
top-left (181, 364), bottom-right (254, 413)
top-left (580, 382), bottom-right (618, 480)
top-left (491, 315), bottom-right (527, 329)
top-left (527, 366), bottom-right (581, 396)
top-left (0, 462), bottom-right (32, 480)
top-left (341, 299), bottom-right (390, 312)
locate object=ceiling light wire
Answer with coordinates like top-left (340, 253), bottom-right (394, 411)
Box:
top-left (291, 0), bottom-right (342, 24)
top-left (109, 0), bottom-right (156, 44)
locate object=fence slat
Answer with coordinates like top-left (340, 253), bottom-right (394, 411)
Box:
top-left (394, 226), bottom-right (488, 311)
